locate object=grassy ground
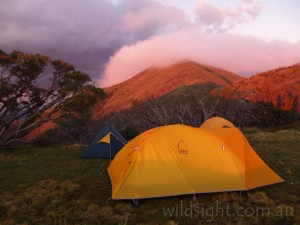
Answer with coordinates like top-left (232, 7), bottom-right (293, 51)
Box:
top-left (0, 128), bottom-right (299, 225)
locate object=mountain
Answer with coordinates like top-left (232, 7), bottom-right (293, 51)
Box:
top-left (25, 60), bottom-right (242, 140)
top-left (93, 60), bottom-right (243, 118)
top-left (216, 63), bottom-right (300, 111)
top-left (26, 61), bottom-right (300, 141)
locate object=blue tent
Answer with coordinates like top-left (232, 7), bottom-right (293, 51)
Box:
top-left (81, 123), bottom-right (127, 158)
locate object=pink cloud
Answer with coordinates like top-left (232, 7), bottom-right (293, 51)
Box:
top-left (99, 27), bottom-right (300, 87)
top-left (195, 0), bottom-right (263, 32)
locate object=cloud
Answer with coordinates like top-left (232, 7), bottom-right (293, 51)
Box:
top-left (195, 0), bottom-right (263, 32)
top-left (119, 1), bottom-right (187, 32)
top-left (0, 0), bottom-right (186, 80)
top-left (3, 0), bottom-right (297, 89)
top-left (99, 27), bottom-right (300, 87)
top-left (0, 0), bottom-right (120, 79)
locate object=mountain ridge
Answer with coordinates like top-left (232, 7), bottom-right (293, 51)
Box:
top-left (94, 60), bottom-right (243, 118)
top-left (216, 63), bottom-right (300, 111)
top-left (26, 61), bottom-right (300, 140)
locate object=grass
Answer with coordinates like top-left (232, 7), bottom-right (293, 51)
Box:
top-left (0, 128), bottom-right (299, 225)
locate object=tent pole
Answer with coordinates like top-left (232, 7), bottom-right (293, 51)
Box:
top-left (110, 142), bottom-right (111, 162)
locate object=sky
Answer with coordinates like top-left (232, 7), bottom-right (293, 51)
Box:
top-left (0, 0), bottom-right (299, 87)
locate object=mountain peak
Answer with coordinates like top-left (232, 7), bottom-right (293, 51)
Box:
top-left (94, 60), bottom-right (243, 118)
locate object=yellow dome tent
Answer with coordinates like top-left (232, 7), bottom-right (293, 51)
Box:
top-left (108, 118), bottom-right (283, 200)
top-left (201, 116), bottom-right (234, 128)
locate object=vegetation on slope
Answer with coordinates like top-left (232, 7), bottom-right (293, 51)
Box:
top-left (217, 64), bottom-right (300, 111)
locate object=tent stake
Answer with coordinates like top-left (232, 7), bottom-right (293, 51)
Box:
top-left (132, 199), bottom-right (139, 207)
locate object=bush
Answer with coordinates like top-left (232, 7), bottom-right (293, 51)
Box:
top-left (31, 128), bottom-right (64, 147)
top-left (121, 127), bottom-right (139, 140)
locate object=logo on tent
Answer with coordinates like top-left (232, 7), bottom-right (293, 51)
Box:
top-left (178, 140), bottom-right (188, 155)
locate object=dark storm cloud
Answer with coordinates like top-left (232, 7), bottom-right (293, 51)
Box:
top-left (0, 0), bottom-right (186, 81)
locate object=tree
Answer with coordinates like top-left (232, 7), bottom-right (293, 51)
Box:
top-left (188, 92), bottom-right (220, 123)
top-left (54, 85), bottom-right (106, 145)
top-left (0, 49), bottom-right (104, 147)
